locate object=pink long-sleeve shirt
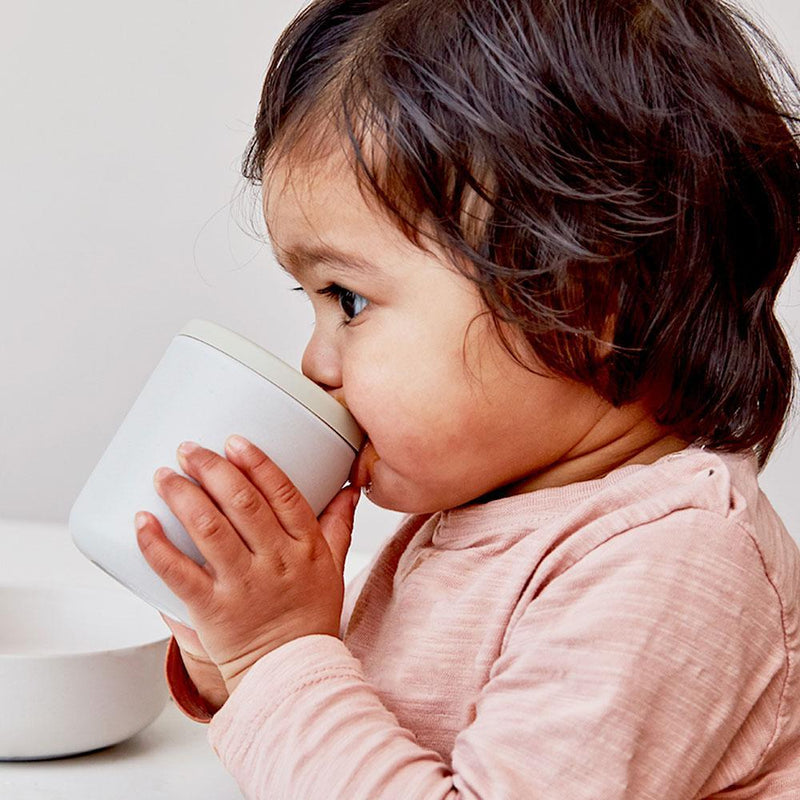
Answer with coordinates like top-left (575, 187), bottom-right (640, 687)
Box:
top-left (166, 446), bottom-right (800, 798)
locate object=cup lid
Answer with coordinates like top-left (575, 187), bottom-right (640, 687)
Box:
top-left (178, 319), bottom-right (364, 452)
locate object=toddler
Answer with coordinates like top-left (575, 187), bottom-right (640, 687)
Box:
top-left (134, 0), bottom-right (800, 797)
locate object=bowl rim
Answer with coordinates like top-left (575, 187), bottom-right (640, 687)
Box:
top-left (0, 583), bottom-right (171, 660)
top-left (179, 319), bottom-right (364, 451)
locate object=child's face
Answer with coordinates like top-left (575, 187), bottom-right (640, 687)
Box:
top-left (264, 152), bottom-right (623, 513)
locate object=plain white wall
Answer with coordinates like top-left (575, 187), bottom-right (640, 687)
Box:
top-left (1, 0), bottom-right (798, 554)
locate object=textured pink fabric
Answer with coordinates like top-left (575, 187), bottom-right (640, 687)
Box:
top-left (169, 447), bottom-right (800, 798)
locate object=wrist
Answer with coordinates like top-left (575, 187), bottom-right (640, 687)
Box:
top-left (179, 646), bottom-right (228, 711)
top-left (219, 631), bottom-right (342, 695)
top-left (218, 637), bottom-right (292, 694)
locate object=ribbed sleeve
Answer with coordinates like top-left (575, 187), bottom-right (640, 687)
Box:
top-left (208, 636), bottom-right (457, 799)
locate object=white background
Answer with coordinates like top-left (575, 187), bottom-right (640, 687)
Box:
top-left (1, 0), bottom-right (798, 553)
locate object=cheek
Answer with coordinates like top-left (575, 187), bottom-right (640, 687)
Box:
top-left (346, 366), bottom-right (478, 476)
top-left (340, 314), bottom-right (488, 469)
top-left (346, 374), bottom-right (422, 448)
top-left (343, 355), bottom-right (432, 440)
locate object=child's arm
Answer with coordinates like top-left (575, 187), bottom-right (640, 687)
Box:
top-left (164, 565), bottom-right (372, 723)
top-left (162, 616), bottom-right (227, 722)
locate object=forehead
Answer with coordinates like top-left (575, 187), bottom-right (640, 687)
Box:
top-left (262, 149), bottom-right (433, 277)
top-left (262, 151), bottom-right (352, 235)
top-left (262, 155), bottom-right (370, 269)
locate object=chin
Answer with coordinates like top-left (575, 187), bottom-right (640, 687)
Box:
top-left (365, 491), bottom-right (428, 514)
top-left (364, 482), bottom-right (467, 515)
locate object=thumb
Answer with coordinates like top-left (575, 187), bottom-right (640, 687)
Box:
top-left (318, 485), bottom-right (360, 576)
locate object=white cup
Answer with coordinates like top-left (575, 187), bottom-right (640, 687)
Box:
top-left (69, 319), bottom-right (364, 625)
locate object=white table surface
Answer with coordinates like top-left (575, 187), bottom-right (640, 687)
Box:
top-left (0, 517), bottom-right (374, 799)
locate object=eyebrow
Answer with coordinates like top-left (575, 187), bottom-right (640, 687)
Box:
top-left (272, 243), bottom-right (376, 278)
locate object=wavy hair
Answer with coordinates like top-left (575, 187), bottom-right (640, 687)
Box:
top-left (243, 0), bottom-right (800, 466)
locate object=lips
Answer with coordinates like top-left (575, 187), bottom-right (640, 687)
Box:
top-left (349, 438), bottom-right (379, 489)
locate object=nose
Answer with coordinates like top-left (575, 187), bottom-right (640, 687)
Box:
top-left (301, 327), bottom-right (343, 398)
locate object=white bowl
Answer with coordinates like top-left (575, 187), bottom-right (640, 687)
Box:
top-left (0, 585), bottom-right (171, 760)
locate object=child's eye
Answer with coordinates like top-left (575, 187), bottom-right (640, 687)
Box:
top-left (317, 284), bottom-right (370, 323)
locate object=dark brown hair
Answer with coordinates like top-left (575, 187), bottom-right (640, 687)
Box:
top-left (243, 0), bottom-right (800, 466)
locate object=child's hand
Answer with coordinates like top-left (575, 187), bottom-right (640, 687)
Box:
top-left (134, 436), bottom-right (360, 693)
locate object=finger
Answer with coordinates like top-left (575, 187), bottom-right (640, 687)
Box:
top-left (135, 511), bottom-right (212, 604)
top-left (175, 441), bottom-right (285, 554)
top-left (153, 465), bottom-right (251, 571)
top-left (223, 435), bottom-right (319, 542)
top-left (318, 485), bottom-right (360, 575)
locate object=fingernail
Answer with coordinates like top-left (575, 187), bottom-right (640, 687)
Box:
top-left (134, 512), bottom-right (149, 531)
top-left (178, 441), bottom-right (201, 457)
top-left (226, 435), bottom-right (249, 454)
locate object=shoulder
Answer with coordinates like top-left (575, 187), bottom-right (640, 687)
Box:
top-left (501, 449), bottom-right (800, 781)
top-left (506, 447), bottom-right (800, 689)
top-left (530, 447), bottom-right (798, 590)
top-left (602, 448), bottom-right (798, 610)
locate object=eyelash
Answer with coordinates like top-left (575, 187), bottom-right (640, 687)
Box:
top-left (291, 283), bottom-right (368, 326)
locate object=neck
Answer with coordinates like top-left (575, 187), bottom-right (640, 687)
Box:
top-left (490, 404), bottom-right (691, 500)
